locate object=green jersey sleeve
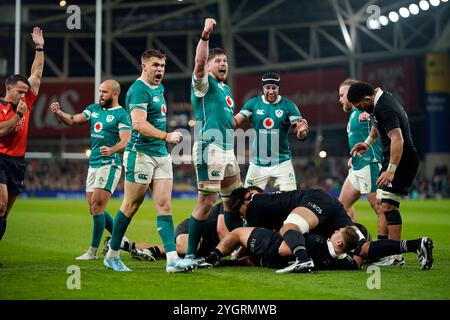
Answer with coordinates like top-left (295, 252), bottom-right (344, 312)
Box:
top-left (82, 104), bottom-right (96, 120)
top-left (127, 88), bottom-right (150, 112)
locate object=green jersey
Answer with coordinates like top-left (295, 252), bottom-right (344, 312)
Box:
top-left (240, 95), bottom-right (301, 166)
top-left (82, 103), bottom-right (131, 168)
top-left (191, 74), bottom-right (235, 151)
top-left (125, 79), bottom-right (168, 157)
top-left (347, 108), bottom-right (383, 170)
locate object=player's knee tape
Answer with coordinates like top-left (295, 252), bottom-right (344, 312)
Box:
top-left (384, 210), bottom-right (402, 226)
top-left (220, 180), bottom-right (243, 202)
top-left (278, 183), bottom-right (297, 192)
top-left (283, 213), bottom-right (310, 234)
top-left (198, 183), bottom-right (221, 195)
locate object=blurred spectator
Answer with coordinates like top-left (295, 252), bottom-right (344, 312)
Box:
top-left (23, 158), bottom-right (450, 199)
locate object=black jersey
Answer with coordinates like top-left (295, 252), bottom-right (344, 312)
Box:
top-left (305, 234), bottom-right (359, 270)
top-left (174, 202), bottom-right (223, 257)
top-left (202, 202), bottom-right (223, 252)
top-left (245, 188), bottom-right (353, 237)
top-left (371, 91), bottom-right (418, 166)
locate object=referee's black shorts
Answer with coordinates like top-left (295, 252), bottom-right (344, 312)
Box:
top-left (381, 148), bottom-right (419, 196)
top-left (0, 154), bottom-right (26, 194)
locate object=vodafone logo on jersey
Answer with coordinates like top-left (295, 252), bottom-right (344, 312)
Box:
top-left (225, 96), bottom-right (234, 108)
top-left (94, 122), bottom-right (103, 133)
top-left (161, 104), bottom-right (167, 115)
top-left (263, 117), bottom-right (274, 129)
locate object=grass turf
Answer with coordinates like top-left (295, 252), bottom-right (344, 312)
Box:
top-left (0, 198), bottom-right (449, 300)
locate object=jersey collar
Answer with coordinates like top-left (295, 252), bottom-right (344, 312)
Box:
top-left (373, 88), bottom-right (383, 108)
top-left (106, 106), bottom-right (122, 111)
top-left (138, 77), bottom-right (158, 89)
top-left (261, 95), bottom-right (282, 105)
top-left (327, 239), bottom-right (348, 259)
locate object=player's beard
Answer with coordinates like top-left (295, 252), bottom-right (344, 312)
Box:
top-left (100, 97), bottom-right (113, 108)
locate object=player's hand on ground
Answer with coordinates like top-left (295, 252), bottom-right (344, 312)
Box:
top-left (31, 27), bottom-right (44, 48)
top-left (165, 131), bottom-right (183, 144)
top-left (350, 142), bottom-right (369, 157)
top-left (17, 100), bottom-right (28, 115)
top-left (377, 170), bottom-right (394, 188)
top-left (100, 146), bottom-right (113, 156)
top-left (358, 112), bottom-right (370, 122)
top-left (50, 102), bottom-right (61, 113)
top-left (203, 18), bottom-right (216, 35)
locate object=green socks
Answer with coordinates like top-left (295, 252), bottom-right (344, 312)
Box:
top-left (110, 210), bottom-right (131, 251)
top-left (157, 215), bottom-right (176, 253)
top-left (186, 216), bottom-right (206, 257)
top-left (91, 214), bottom-right (106, 248)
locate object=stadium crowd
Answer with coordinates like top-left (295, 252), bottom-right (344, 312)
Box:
top-left (23, 158), bottom-right (449, 199)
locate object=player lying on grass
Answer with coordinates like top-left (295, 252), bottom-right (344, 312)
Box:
top-left (227, 186), bottom-right (367, 273)
top-left (102, 186), bottom-right (264, 261)
top-left (227, 187), bottom-right (435, 273)
top-left (200, 226), bottom-right (434, 271)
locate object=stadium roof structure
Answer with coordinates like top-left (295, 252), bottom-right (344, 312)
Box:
top-left (0, 0), bottom-right (449, 85)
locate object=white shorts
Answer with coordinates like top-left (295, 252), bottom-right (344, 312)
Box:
top-left (86, 164), bottom-right (122, 193)
top-left (244, 160), bottom-right (297, 191)
top-left (123, 151), bottom-right (173, 184)
top-left (348, 163), bottom-right (381, 194)
top-left (193, 143), bottom-right (240, 181)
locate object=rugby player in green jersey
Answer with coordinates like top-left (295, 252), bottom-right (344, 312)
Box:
top-left (181, 18), bottom-right (243, 268)
top-left (234, 72), bottom-right (309, 191)
top-left (103, 49), bottom-right (192, 272)
top-left (50, 80), bottom-right (131, 260)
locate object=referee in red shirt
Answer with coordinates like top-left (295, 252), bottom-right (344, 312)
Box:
top-left (0, 27), bottom-right (45, 244)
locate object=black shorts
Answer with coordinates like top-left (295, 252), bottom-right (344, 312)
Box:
top-left (174, 218), bottom-right (218, 258)
top-left (0, 154), bottom-right (26, 194)
top-left (247, 228), bottom-right (290, 269)
top-left (298, 189), bottom-right (342, 225)
top-left (381, 149), bottom-right (419, 196)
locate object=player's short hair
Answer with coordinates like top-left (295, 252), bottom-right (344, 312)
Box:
top-left (347, 82), bottom-right (375, 104)
top-left (262, 72), bottom-right (281, 87)
top-left (247, 185), bottom-right (263, 194)
top-left (141, 49), bottom-right (166, 63)
top-left (341, 226), bottom-right (360, 252)
top-left (207, 47), bottom-right (226, 61)
top-left (229, 187), bottom-right (251, 215)
top-left (339, 78), bottom-right (358, 88)
top-left (5, 74), bottom-right (31, 88)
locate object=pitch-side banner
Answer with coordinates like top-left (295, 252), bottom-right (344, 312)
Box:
top-left (233, 59), bottom-right (419, 125)
top-left (28, 82), bottom-right (94, 137)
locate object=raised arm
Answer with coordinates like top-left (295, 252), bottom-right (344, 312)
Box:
top-left (28, 27), bottom-right (45, 96)
top-left (193, 18), bottom-right (216, 79)
top-left (50, 102), bottom-right (88, 127)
